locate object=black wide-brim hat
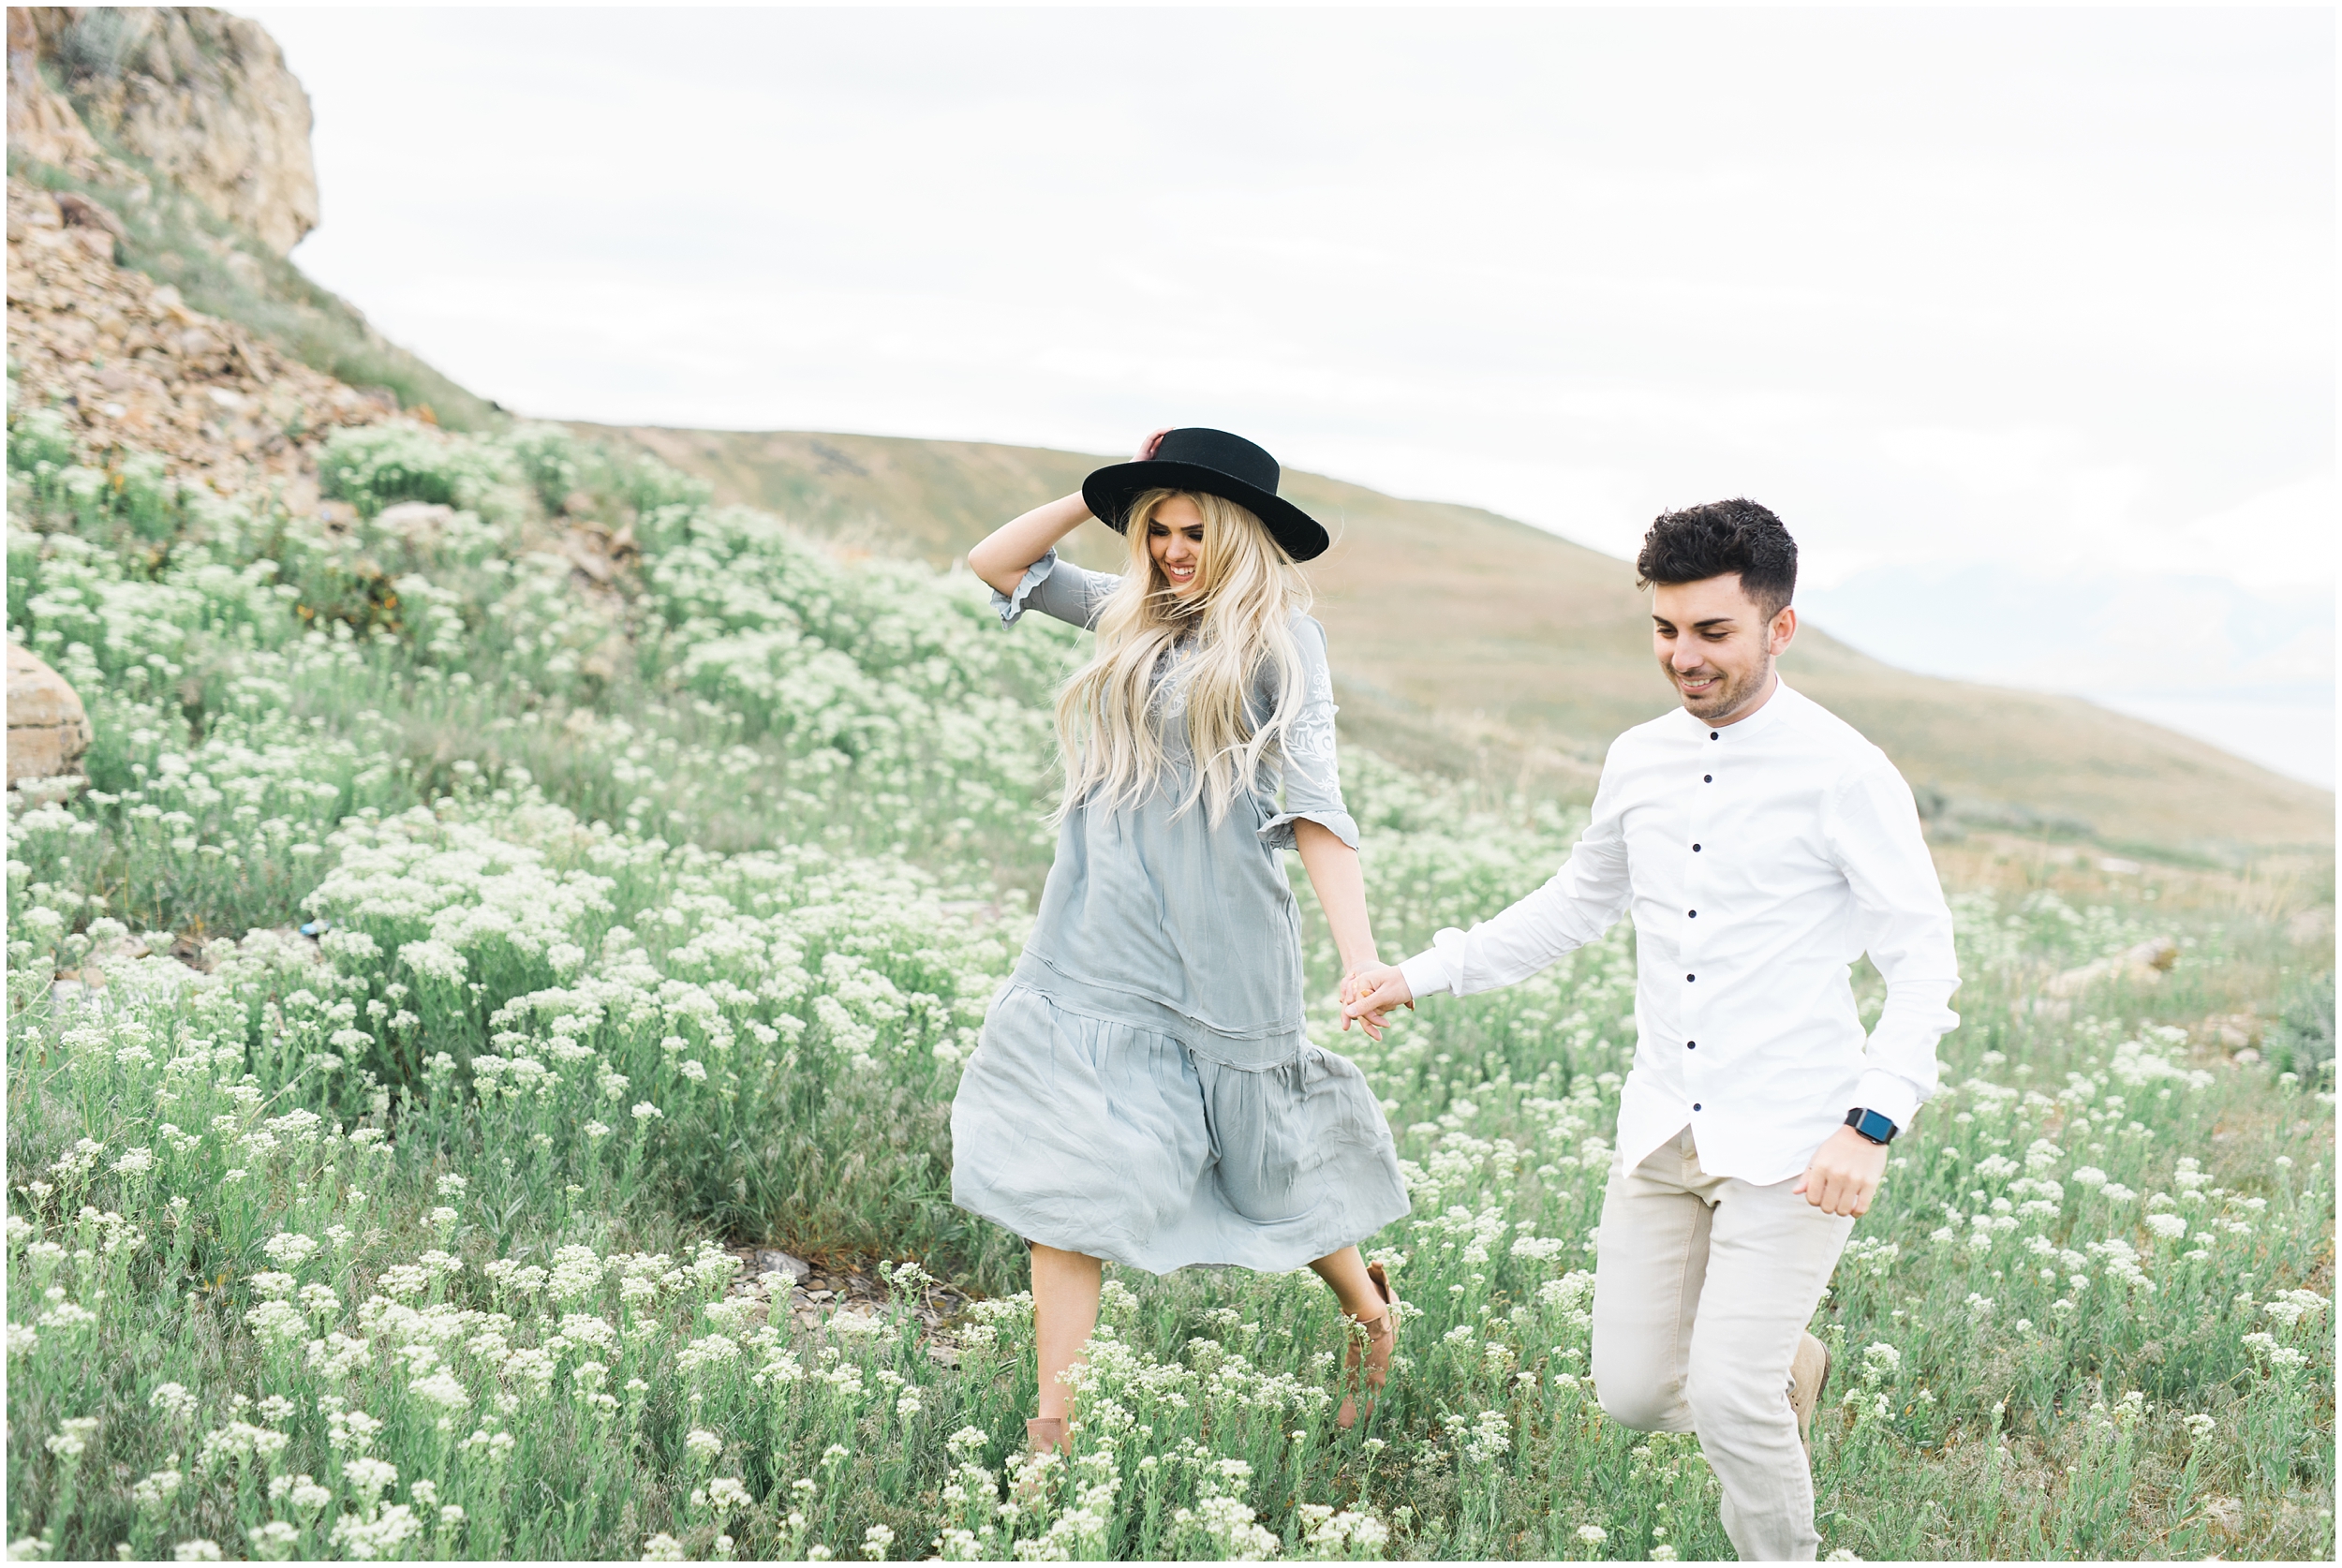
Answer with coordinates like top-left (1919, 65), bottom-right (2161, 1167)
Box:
top-left (1083, 427), bottom-right (1329, 563)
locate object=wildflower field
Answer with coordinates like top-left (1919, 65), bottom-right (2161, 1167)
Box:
top-left (6, 414), bottom-right (2334, 1561)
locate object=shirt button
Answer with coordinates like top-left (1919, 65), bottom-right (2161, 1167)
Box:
top-left (1709, 731), bottom-right (1719, 740)
top-left (1688, 909), bottom-right (1697, 918)
top-left (1703, 775), bottom-right (1712, 783)
top-left (1686, 973), bottom-right (1696, 982)
top-left (1686, 1040), bottom-right (1697, 1050)
top-left (1693, 843), bottom-right (1702, 852)
top-left (1693, 1102), bottom-right (1703, 1111)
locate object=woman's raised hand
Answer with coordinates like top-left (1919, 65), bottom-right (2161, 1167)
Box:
top-left (968, 429), bottom-right (1172, 595)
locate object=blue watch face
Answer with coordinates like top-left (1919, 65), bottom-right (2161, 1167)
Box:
top-left (1852, 1108), bottom-right (1895, 1143)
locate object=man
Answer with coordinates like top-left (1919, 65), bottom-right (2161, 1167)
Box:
top-left (1342, 498), bottom-right (1959, 1562)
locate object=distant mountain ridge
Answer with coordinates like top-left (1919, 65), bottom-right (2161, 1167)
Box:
top-left (583, 423), bottom-right (2335, 861)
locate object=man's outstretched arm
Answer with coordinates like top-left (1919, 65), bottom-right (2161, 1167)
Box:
top-left (1342, 781), bottom-right (1631, 1029)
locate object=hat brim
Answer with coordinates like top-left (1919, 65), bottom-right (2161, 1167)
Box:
top-left (1083, 460), bottom-right (1330, 563)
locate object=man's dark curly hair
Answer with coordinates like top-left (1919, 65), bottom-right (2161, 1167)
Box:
top-left (1634, 498), bottom-right (1798, 618)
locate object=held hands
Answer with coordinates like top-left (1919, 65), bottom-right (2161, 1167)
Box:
top-left (1340, 965), bottom-right (1415, 1039)
top-left (1339, 959), bottom-right (1890, 1218)
top-left (1792, 1126), bottom-right (1889, 1217)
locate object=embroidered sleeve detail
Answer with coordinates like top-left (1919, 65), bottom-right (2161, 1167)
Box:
top-left (1259, 616), bottom-right (1356, 850)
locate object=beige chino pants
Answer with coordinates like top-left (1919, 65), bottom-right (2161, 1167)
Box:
top-left (1591, 1126), bottom-right (1855, 1561)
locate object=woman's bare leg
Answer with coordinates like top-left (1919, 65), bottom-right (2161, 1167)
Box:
top-left (1030, 1244), bottom-right (1103, 1424)
top-left (1312, 1244), bottom-right (1398, 1427)
top-left (1309, 1245), bottom-right (1386, 1320)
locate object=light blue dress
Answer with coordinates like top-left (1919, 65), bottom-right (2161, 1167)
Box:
top-left (950, 551), bottom-right (1411, 1274)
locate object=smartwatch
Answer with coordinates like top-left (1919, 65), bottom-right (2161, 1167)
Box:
top-left (1845, 1107), bottom-right (1898, 1146)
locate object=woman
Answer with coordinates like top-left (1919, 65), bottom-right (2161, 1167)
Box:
top-left (952, 427), bottom-right (1411, 1450)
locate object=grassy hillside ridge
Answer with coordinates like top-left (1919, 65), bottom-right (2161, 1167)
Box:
top-left (585, 424), bottom-right (2335, 860)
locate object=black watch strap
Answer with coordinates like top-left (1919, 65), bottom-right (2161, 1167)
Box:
top-left (1845, 1107), bottom-right (1898, 1145)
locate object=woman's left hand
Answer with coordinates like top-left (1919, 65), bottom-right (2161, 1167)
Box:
top-left (1339, 964), bottom-right (1398, 1039)
top-left (1294, 820), bottom-right (1385, 1037)
top-left (1341, 964), bottom-right (1413, 1037)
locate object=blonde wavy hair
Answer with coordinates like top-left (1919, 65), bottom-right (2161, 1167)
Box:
top-left (1053, 488), bottom-right (1311, 825)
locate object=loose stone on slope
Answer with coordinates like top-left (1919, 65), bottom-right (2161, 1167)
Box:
top-left (6, 642), bottom-right (94, 792)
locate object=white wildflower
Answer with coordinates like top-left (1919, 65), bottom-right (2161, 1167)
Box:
top-left (131, 1468), bottom-right (185, 1510)
top-left (149, 1383), bottom-right (200, 1419)
top-left (343, 1455), bottom-right (399, 1502)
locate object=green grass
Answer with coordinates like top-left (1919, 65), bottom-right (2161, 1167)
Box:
top-left (7, 416), bottom-right (2333, 1561)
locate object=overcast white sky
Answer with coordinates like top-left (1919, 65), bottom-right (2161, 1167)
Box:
top-left (245, 5), bottom-right (2335, 787)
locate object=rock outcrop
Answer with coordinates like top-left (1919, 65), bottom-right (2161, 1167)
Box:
top-left (10, 6), bottom-right (319, 255)
top-left (7, 7), bottom-right (103, 170)
top-left (7, 642), bottom-right (94, 790)
top-left (2046, 935), bottom-right (2182, 999)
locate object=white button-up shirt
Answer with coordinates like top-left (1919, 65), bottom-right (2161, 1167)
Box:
top-left (1399, 679), bottom-right (1960, 1185)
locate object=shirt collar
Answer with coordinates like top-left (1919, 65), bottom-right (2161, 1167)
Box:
top-left (1678, 673), bottom-right (1797, 742)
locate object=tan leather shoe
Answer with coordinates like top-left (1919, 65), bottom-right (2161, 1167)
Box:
top-left (1789, 1332), bottom-right (1831, 1459)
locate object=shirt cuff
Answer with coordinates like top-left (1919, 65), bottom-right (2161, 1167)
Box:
top-left (1399, 947), bottom-right (1453, 1002)
top-left (988, 549), bottom-right (1058, 625)
top-left (1853, 1069), bottom-right (1925, 1132)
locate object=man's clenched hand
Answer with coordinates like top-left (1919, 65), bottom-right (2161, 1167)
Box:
top-left (1791, 1126), bottom-right (1889, 1217)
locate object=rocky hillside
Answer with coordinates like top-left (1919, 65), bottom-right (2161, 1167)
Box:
top-left (7, 177), bottom-right (386, 500)
top-left (592, 425), bottom-right (2339, 862)
top-left (7, 5), bottom-right (495, 429)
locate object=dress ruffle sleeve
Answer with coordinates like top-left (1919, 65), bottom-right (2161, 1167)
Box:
top-left (990, 548), bottom-right (1118, 629)
top-left (1257, 614), bottom-right (1360, 851)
